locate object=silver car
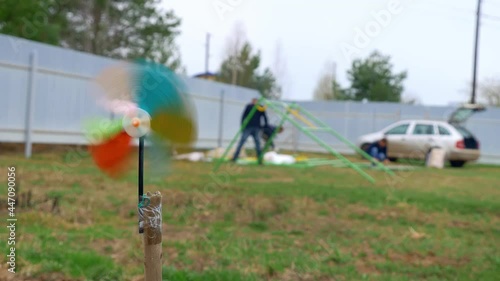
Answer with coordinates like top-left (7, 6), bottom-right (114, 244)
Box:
top-left (357, 104), bottom-right (485, 167)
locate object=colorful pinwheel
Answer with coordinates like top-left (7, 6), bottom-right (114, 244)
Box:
top-left (85, 59), bottom-right (197, 179)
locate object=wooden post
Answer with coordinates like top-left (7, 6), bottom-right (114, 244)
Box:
top-left (142, 191), bottom-right (162, 281)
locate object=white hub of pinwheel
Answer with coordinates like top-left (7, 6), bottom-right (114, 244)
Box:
top-left (122, 108), bottom-right (151, 137)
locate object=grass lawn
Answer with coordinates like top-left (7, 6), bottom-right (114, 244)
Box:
top-left (0, 148), bottom-right (499, 281)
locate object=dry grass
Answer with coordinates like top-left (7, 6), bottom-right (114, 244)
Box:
top-left (0, 148), bottom-right (499, 280)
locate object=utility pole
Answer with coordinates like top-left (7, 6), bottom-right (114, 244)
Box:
top-left (470, 0), bottom-right (482, 104)
top-left (205, 33), bottom-right (210, 73)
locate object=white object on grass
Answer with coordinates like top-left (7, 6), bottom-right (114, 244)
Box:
top-left (174, 152), bottom-right (205, 162)
top-left (426, 148), bottom-right (446, 169)
top-left (205, 147), bottom-right (247, 159)
top-left (263, 151), bottom-right (296, 165)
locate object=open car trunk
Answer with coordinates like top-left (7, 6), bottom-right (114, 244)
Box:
top-left (448, 104), bottom-right (485, 149)
top-left (448, 103), bottom-right (486, 124)
top-left (453, 125), bottom-right (479, 149)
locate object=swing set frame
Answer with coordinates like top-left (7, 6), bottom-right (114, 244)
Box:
top-left (213, 97), bottom-right (396, 184)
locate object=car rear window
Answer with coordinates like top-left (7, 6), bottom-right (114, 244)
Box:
top-left (438, 126), bottom-right (451, 135)
top-left (453, 125), bottom-right (473, 138)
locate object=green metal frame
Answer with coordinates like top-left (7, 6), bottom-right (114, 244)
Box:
top-left (213, 97), bottom-right (395, 183)
top-left (259, 107), bottom-right (289, 159)
top-left (293, 102), bottom-right (395, 176)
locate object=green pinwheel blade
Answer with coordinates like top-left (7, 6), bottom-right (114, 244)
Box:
top-left (84, 118), bottom-right (124, 145)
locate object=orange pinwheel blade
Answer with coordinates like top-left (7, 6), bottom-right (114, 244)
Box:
top-left (88, 131), bottom-right (133, 178)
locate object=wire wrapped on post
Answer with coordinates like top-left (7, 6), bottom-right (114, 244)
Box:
top-left (142, 191), bottom-right (162, 281)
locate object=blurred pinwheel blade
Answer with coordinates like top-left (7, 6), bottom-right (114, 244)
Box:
top-left (150, 110), bottom-right (197, 145)
top-left (84, 59), bottom-right (198, 179)
top-left (134, 59), bottom-right (198, 145)
top-left (84, 118), bottom-right (124, 145)
top-left (88, 130), bottom-right (133, 178)
top-left (93, 62), bottom-right (135, 105)
top-left (143, 133), bottom-right (172, 181)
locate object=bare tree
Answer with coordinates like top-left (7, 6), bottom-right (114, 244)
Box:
top-left (216, 23), bottom-right (280, 98)
top-left (313, 74), bottom-right (334, 100)
top-left (461, 77), bottom-right (500, 106)
top-left (223, 22), bottom-right (247, 84)
top-left (272, 40), bottom-right (287, 98)
top-left (401, 92), bottom-right (422, 105)
top-left (313, 62), bottom-right (336, 100)
top-left (224, 22), bottom-right (247, 54)
top-left (479, 77), bottom-right (500, 107)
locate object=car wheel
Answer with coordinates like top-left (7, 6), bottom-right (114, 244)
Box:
top-left (449, 160), bottom-right (466, 168)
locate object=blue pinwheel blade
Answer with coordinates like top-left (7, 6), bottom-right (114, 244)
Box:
top-left (133, 60), bottom-right (197, 145)
top-left (134, 59), bottom-right (186, 115)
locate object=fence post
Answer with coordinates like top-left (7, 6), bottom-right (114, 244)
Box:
top-left (25, 50), bottom-right (37, 159)
top-left (372, 108), bottom-right (376, 131)
top-left (217, 90), bottom-right (225, 148)
top-left (344, 102), bottom-right (350, 139)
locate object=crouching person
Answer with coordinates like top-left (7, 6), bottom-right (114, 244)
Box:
top-left (368, 138), bottom-right (390, 165)
top-left (261, 125), bottom-right (284, 151)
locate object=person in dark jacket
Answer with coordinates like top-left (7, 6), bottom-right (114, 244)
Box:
top-left (367, 138), bottom-right (389, 165)
top-left (261, 125), bottom-right (284, 150)
top-left (232, 98), bottom-right (268, 164)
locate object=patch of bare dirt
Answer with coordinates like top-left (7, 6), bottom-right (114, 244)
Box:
top-left (355, 261), bottom-right (380, 276)
top-left (348, 242), bottom-right (385, 275)
top-left (278, 268), bottom-right (316, 281)
top-left (243, 177), bottom-right (295, 183)
top-left (88, 238), bottom-right (131, 265)
top-left (449, 220), bottom-right (471, 229)
top-left (163, 225), bottom-right (205, 241)
top-left (1, 143), bottom-right (83, 155)
top-left (0, 263), bottom-right (79, 281)
top-left (387, 250), bottom-right (470, 267)
top-left (276, 267), bottom-right (341, 281)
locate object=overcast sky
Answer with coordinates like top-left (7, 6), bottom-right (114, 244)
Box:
top-left (160, 0), bottom-right (500, 106)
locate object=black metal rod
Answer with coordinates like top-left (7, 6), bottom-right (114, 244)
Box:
top-left (138, 136), bottom-right (144, 233)
top-left (471, 0), bottom-right (482, 104)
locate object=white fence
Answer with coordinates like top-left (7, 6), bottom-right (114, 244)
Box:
top-left (1, 34), bottom-right (500, 164)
